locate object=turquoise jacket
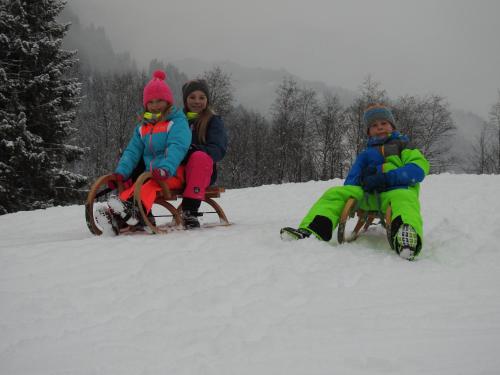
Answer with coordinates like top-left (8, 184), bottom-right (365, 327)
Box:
top-left (115, 107), bottom-right (191, 178)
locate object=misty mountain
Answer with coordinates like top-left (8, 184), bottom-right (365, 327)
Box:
top-left (60, 7), bottom-right (136, 73)
top-left (57, 6), bottom-right (486, 174)
top-left (173, 58), bottom-right (356, 116)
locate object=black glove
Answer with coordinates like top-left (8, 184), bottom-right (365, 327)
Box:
top-left (361, 172), bottom-right (389, 192)
top-left (361, 165), bottom-right (378, 178)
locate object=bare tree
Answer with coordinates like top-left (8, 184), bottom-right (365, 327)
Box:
top-left (344, 76), bottom-right (387, 163)
top-left (201, 66), bottom-right (234, 117)
top-left (393, 94), bottom-right (455, 171)
top-left (75, 70), bottom-right (144, 179)
top-left (219, 105), bottom-right (271, 188)
top-left (391, 95), bottom-right (421, 141)
top-left (293, 87), bottom-right (318, 182)
top-left (471, 122), bottom-right (497, 174)
top-left (270, 76), bottom-right (301, 183)
top-left (148, 59), bottom-right (189, 105)
top-left (489, 90), bottom-right (500, 173)
top-left (313, 92), bottom-right (347, 180)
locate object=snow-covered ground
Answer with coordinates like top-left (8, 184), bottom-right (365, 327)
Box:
top-left (1, 174), bottom-right (500, 375)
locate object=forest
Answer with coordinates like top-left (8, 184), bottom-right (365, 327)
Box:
top-left (1, 0), bottom-right (499, 214)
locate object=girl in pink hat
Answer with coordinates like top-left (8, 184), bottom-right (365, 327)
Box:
top-left (96, 70), bottom-right (191, 234)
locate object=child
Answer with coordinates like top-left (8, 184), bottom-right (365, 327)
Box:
top-left (280, 104), bottom-right (430, 260)
top-left (180, 79), bottom-right (228, 228)
top-left (96, 70), bottom-right (191, 234)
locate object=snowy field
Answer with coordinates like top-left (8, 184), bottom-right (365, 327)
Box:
top-left (1, 174), bottom-right (500, 375)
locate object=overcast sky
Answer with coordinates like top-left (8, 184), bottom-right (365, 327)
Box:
top-left (69, 0), bottom-right (500, 118)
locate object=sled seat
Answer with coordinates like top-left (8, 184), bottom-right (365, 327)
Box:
top-left (337, 197), bottom-right (392, 245)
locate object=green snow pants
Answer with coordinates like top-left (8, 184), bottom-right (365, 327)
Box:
top-left (299, 185), bottom-right (423, 250)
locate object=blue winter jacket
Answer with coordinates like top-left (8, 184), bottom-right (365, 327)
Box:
top-left (115, 107), bottom-right (191, 179)
top-left (186, 115), bottom-right (227, 162)
top-left (184, 114), bottom-right (228, 184)
top-left (344, 132), bottom-right (428, 190)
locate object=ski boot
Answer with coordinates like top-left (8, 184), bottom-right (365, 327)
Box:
top-left (280, 227), bottom-right (312, 241)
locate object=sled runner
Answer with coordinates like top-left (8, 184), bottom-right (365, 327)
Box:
top-left (337, 198), bottom-right (392, 245)
top-left (85, 172), bottom-right (229, 235)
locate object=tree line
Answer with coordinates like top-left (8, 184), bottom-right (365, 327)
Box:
top-left (1, 0), bottom-right (499, 214)
top-left (216, 75), bottom-right (460, 188)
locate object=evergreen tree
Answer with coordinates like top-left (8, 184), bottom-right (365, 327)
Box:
top-left (0, 0), bottom-right (86, 214)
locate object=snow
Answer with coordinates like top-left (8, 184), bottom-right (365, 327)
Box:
top-left (1, 174), bottom-right (500, 374)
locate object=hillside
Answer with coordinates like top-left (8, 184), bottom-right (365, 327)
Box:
top-left (60, 7), bottom-right (136, 73)
top-left (1, 174), bottom-right (500, 374)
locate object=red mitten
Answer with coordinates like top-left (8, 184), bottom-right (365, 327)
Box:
top-left (108, 173), bottom-right (125, 190)
top-left (152, 168), bottom-right (169, 181)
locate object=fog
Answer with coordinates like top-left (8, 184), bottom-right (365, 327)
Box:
top-left (69, 0), bottom-right (500, 117)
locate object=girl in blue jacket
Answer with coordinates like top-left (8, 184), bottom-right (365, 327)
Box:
top-left (96, 70), bottom-right (191, 234)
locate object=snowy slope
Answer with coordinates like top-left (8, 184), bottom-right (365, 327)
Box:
top-left (1, 174), bottom-right (500, 375)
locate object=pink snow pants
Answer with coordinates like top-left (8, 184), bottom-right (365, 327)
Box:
top-left (183, 151), bottom-right (214, 200)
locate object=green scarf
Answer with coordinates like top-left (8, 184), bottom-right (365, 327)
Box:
top-left (186, 111), bottom-right (199, 121)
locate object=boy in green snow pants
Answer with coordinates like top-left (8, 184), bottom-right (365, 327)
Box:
top-left (281, 104), bottom-right (429, 261)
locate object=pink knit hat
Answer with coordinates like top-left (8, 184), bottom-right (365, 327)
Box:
top-left (143, 70), bottom-right (174, 107)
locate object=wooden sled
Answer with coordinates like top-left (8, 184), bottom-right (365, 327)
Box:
top-left (337, 198), bottom-right (392, 245)
top-left (85, 172), bottom-right (229, 235)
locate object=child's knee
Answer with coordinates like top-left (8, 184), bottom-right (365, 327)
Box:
top-left (188, 151), bottom-right (213, 167)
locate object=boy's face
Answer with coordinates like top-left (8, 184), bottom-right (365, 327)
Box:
top-left (368, 120), bottom-right (393, 138)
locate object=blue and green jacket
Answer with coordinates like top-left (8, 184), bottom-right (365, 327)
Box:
top-left (115, 106), bottom-right (191, 179)
top-left (344, 132), bottom-right (430, 190)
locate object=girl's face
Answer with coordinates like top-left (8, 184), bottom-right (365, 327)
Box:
top-left (368, 120), bottom-right (393, 138)
top-left (186, 90), bottom-right (208, 113)
top-left (146, 99), bottom-right (168, 114)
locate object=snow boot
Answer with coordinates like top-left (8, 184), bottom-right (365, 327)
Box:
top-left (137, 210), bottom-right (156, 234)
top-left (280, 227), bottom-right (312, 241)
top-left (107, 195), bottom-right (139, 226)
top-left (394, 224), bottom-right (418, 261)
top-left (182, 210), bottom-right (201, 229)
top-left (181, 198), bottom-right (202, 229)
top-left (94, 205), bottom-right (120, 235)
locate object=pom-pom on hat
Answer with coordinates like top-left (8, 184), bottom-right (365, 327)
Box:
top-left (143, 70), bottom-right (174, 107)
top-left (363, 104), bottom-right (396, 130)
top-left (182, 79), bottom-right (210, 107)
